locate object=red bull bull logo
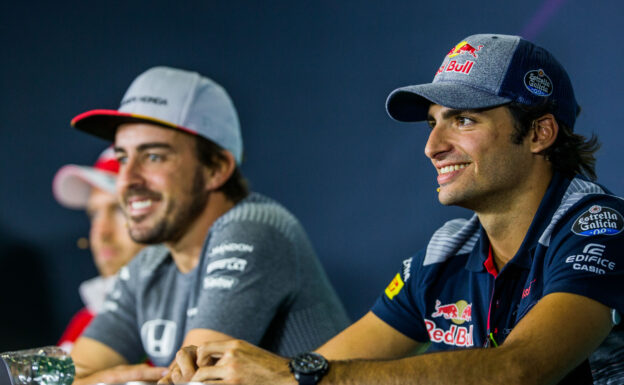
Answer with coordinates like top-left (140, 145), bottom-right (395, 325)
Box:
top-left (447, 41), bottom-right (483, 58)
top-left (431, 299), bottom-right (472, 325)
top-left (434, 41), bottom-right (484, 77)
top-left (426, 298), bottom-right (474, 347)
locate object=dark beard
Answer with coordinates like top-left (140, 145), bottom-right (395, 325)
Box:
top-left (129, 166), bottom-right (210, 244)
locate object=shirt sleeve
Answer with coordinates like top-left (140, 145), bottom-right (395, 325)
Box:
top-left (543, 196), bottom-right (624, 317)
top-left (370, 253), bottom-right (429, 342)
top-left (82, 262), bottom-right (144, 363)
top-left (188, 219), bottom-right (297, 344)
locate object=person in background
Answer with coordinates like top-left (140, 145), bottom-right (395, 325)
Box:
top-left (69, 66), bottom-right (349, 385)
top-left (53, 147), bottom-right (143, 353)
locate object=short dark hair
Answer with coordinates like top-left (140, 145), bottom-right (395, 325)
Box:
top-left (506, 101), bottom-right (600, 181)
top-left (194, 135), bottom-right (249, 203)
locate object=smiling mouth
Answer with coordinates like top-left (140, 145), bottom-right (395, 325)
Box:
top-left (130, 199), bottom-right (153, 210)
top-left (125, 196), bottom-right (160, 220)
top-left (439, 163), bottom-right (469, 174)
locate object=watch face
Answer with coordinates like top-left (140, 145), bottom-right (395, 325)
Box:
top-left (291, 352), bottom-right (328, 374)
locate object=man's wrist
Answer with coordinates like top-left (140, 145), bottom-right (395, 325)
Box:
top-left (289, 352), bottom-right (329, 385)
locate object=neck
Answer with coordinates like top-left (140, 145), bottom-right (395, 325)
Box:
top-left (478, 168), bottom-right (553, 271)
top-left (166, 192), bottom-right (236, 273)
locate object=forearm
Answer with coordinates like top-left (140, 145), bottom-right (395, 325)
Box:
top-left (72, 370), bottom-right (113, 385)
top-left (72, 364), bottom-right (166, 385)
top-left (323, 345), bottom-right (555, 385)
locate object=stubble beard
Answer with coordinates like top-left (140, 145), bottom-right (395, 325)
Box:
top-left (128, 166), bottom-right (210, 244)
top-left (439, 155), bottom-right (527, 212)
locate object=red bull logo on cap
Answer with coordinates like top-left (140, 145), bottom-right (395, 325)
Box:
top-left (431, 299), bottom-right (472, 325)
top-left (447, 41), bottom-right (483, 58)
top-left (434, 41), bottom-right (484, 77)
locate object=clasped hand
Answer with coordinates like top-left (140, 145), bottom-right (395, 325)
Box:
top-left (158, 339), bottom-right (294, 385)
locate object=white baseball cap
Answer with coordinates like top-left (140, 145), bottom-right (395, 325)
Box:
top-left (53, 147), bottom-right (119, 209)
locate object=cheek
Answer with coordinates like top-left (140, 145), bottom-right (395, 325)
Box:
top-left (147, 172), bottom-right (173, 192)
top-left (88, 219), bottom-right (103, 243)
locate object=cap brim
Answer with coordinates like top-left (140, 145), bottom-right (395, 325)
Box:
top-left (386, 82), bottom-right (513, 122)
top-left (53, 165), bottom-right (117, 209)
top-left (71, 109), bottom-right (198, 141)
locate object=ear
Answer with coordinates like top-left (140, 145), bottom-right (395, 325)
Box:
top-left (529, 113), bottom-right (559, 154)
top-left (203, 151), bottom-right (236, 191)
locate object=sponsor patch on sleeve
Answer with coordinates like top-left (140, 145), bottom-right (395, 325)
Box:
top-left (385, 273), bottom-right (404, 300)
top-left (571, 205), bottom-right (624, 236)
top-left (565, 243), bottom-right (617, 275)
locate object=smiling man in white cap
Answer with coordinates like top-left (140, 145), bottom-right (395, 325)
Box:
top-left (169, 34), bottom-right (623, 385)
top-left (68, 66), bottom-right (349, 385)
top-left (53, 147), bottom-right (144, 353)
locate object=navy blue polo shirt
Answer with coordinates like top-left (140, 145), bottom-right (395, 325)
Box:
top-left (372, 172), bottom-right (624, 354)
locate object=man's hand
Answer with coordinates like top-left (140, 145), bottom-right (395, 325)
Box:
top-left (158, 345), bottom-right (217, 384)
top-left (185, 339), bottom-right (294, 385)
top-left (72, 363), bottom-right (167, 385)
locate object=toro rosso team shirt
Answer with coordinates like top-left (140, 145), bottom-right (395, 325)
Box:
top-left (372, 172), bottom-right (623, 373)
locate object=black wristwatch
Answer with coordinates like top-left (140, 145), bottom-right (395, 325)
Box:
top-left (289, 352), bottom-right (329, 385)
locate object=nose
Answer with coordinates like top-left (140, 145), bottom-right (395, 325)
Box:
top-left (424, 123), bottom-right (452, 160)
top-left (116, 154), bottom-right (144, 193)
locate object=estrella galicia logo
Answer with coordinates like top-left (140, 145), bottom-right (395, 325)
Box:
top-left (524, 69), bottom-right (553, 96)
top-left (572, 205), bottom-right (624, 236)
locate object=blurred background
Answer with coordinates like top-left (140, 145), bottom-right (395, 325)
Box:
top-left (1, 0), bottom-right (623, 350)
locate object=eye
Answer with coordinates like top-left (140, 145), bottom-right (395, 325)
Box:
top-left (427, 119), bottom-right (436, 129)
top-left (115, 154), bottom-right (128, 165)
top-left (147, 153), bottom-right (165, 162)
top-left (456, 116), bottom-right (475, 127)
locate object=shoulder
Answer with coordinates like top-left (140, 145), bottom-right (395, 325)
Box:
top-left (211, 192), bottom-right (304, 243)
top-left (539, 176), bottom-right (623, 246)
top-left (543, 177), bottom-right (624, 245)
top-left (423, 214), bottom-right (480, 266)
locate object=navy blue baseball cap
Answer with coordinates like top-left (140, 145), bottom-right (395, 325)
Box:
top-left (386, 34), bottom-right (580, 129)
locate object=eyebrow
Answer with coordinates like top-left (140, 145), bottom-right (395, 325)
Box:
top-left (427, 108), bottom-right (484, 122)
top-left (114, 143), bottom-right (174, 153)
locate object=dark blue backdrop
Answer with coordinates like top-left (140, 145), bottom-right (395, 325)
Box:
top-left (1, 1), bottom-right (622, 349)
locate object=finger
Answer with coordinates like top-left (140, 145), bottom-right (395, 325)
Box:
top-left (196, 352), bottom-right (219, 367)
top-left (190, 365), bottom-right (230, 383)
top-left (158, 364), bottom-right (175, 384)
top-left (170, 367), bottom-right (183, 384)
top-left (158, 370), bottom-right (173, 385)
top-left (136, 366), bottom-right (170, 381)
top-left (176, 347), bottom-right (198, 380)
top-left (157, 375), bottom-right (171, 385)
top-left (196, 340), bottom-right (242, 364)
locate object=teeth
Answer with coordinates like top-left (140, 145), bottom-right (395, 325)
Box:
top-left (440, 164), bottom-right (468, 174)
top-left (130, 199), bottom-right (152, 210)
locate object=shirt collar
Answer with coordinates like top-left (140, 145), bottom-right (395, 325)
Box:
top-left (465, 171), bottom-right (572, 272)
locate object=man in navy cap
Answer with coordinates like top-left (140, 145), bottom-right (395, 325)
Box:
top-left (168, 34), bottom-right (623, 385)
top-left (69, 66), bottom-right (349, 385)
